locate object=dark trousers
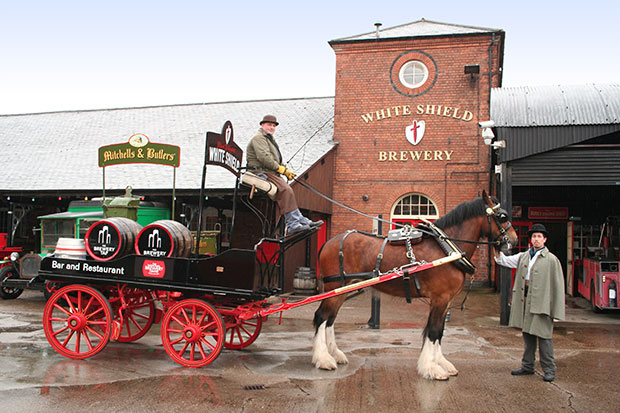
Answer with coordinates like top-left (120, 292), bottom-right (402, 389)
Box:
top-left (521, 332), bottom-right (556, 374)
top-left (265, 173), bottom-right (298, 215)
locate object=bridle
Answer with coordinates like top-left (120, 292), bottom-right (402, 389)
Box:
top-left (485, 203), bottom-right (513, 250)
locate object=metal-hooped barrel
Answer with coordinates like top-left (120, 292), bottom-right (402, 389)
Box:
top-left (135, 220), bottom-right (193, 258)
top-left (85, 217), bottom-right (143, 261)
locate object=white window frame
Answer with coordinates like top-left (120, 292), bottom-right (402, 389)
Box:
top-left (398, 60), bottom-right (429, 89)
top-left (391, 193), bottom-right (439, 223)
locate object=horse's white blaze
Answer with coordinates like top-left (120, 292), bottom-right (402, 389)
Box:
top-left (326, 325), bottom-right (348, 364)
top-left (312, 321), bottom-right (338, 370)
top-left (417, 337), bottom-right (449, 380)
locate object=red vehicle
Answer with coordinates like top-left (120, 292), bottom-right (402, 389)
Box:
top-left (0, 233), bottom-right (25, 299)
top-left (577, 258), bottom-right (618, 312)
top-left (576, 217), bottom-right (619, 312)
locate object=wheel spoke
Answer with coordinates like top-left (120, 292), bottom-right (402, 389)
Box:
top-left (74, 330), bottom-right (81, 352)
top-left (200, 319), bottom-right (218, 332)
top-left (82, 295), bottom-right (96, 314)
top-left (170, 336), bottom-right (184, 346)
top-left (62, 329), bottom-right (75, 346)
top-left (52, 303), bottom-right (72, 316)
top-left (63, 293), bottom-right (77, 313)
top-left (82, 330), bottom-right (94, 351)
top-left (177, 341), bottom-right (190, 358)
top-left (199, 336), bottom-right (216, 351)
top-left (197, 309), bottom-right (207, 325)
top-left (196, 341), bottom-right (207, 359)
top-left (180, 308), bottom-right (191, 324)
top-left (170, 314), bottom-right (186, 327)
top-left (85, 325), bottom-right (105, 340)
top-left (52, 325), bottom-right (70, 337)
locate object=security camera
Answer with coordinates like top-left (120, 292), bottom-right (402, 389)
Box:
top-left (481, 127), bottom-right (495, 141)
top-left (478, 120), bottom-right (495, 128)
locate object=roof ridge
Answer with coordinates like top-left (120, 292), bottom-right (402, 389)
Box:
top-left (331, 18), bottom-right (502, 42)
top-left (0, 96), bottom-right (335, 118)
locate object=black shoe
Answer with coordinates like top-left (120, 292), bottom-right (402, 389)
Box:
top-left (511, 367), bottom-right (534, 376)
top-left (543, 372), bottom-right (555, 382)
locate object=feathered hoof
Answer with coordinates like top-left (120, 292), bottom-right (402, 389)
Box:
top-left (439, 361), bottom-right (459, 376)
top-left (418, 364), bottom-right (450, 381)
top-left (314, 354), bottom-right (338, 370)
top-left (330, 349), bottom-right (349, 365)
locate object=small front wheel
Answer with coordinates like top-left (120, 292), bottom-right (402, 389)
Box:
top-left (161, 299), bottom-right (225, 367)
top-left (43, 284), bottom-right (113, 359)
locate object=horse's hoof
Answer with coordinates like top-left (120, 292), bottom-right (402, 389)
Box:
top-left (315, 356), bottom-right (338, 370)
top-left (331, 350), bottom-right (349, 365)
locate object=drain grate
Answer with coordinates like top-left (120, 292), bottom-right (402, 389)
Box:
top-left (243, 384), bottom-right (266, 391)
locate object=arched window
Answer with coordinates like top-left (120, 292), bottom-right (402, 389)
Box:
top-left (391, 193), bottom-right (438, 228)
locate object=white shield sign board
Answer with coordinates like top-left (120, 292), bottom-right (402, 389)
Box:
top-left (405, 120), bottom-right (425, 146)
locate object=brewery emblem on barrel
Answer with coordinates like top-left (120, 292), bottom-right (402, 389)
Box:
top-left (135, 220), bottom-right (193, 258)
top-left (85, 217), bottom-right (142, 261)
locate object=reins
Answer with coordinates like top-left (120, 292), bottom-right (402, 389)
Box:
top-left (294, 178), bottom-right (506, 247)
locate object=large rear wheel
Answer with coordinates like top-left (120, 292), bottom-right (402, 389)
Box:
top-left (223, 314), bottom-right (262, 350)
top-left (108, 287), bottom-right (155, 342)
top-left (161, 299), bottom-right (225, 367)
top-left (43, 284), bottom-right (113, 359)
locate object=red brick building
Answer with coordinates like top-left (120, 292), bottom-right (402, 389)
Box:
top-left (327, 20), bottom-right (505, 281)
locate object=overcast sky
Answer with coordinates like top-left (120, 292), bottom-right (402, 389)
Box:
top-left (1, 0), bottom-right (617, 115)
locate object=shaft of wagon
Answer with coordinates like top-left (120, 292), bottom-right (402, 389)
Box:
top-left (240, 252), bottom-right (464, 320)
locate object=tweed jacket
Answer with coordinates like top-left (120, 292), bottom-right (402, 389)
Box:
top-left (508, 247), bottom-right (566, 339)
top-left (246, 128), bottom-right (282, 175)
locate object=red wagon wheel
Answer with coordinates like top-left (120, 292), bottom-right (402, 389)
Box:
top-left (43, 284), bottom-right (113, 359)
top-left (223, 314), bottom-right (262, 350)
top-left (160, 299), bottom-right (225, 367)
top-left (107, 287), bottom-right (156, 342)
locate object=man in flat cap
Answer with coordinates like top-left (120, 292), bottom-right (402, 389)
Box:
top-left (495, 223), bottom-right (565, 382)
top-left (246, 115), bottom-right (322, 234)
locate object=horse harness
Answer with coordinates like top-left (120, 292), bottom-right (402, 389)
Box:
top-left (321, 202), bottom-right (513, 304)
top-left (322, 223), bottom-right (476, 303)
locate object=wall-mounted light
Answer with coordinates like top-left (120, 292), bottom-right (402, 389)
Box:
top-left (464, 64), bottom-right (480, 80)
top-left (362, 195), bottom-right (369, 201)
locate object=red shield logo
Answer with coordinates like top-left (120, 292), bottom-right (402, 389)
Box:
top-left (405, 120), bottom-right (426, 146)
top-left (142, 260), bottom-right (166, 278)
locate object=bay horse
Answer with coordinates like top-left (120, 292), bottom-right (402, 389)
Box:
top-left (312, 190), bottom-right (517, 380)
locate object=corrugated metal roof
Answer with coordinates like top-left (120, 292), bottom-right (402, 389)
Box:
top-left (0, 98), bottom-right (335, 192)
top-left (330, 19), bottom-right (502, 43)
top-left (491, 84), bottom-right (620, 127)
top-left (496, 124), bottom-right (620, 163)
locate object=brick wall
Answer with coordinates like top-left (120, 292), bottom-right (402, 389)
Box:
top-left (330, 33), bottom-right (504, 283)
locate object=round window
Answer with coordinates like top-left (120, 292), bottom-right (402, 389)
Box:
top-left (398, 61), bottom-right (429, 89)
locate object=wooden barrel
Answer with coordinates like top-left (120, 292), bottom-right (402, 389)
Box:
top-left (85, 217), bottom-right (142, 261)
top-left (293, 267), bottom-right (317, 295)
top-left (54, 238), bottom-right (87, 260)
top-left (135, 220), bottom-right (193, 258)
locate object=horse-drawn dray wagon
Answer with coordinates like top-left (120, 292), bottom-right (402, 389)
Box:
top-left (36, 121), bottom-right (518, 380)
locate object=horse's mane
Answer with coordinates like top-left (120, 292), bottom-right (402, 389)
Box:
top-left (434, 197), bottom-right (488, 230)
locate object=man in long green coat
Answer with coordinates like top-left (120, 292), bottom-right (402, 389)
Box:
top-left (495, 223), bottom-right (565, 382)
